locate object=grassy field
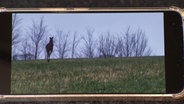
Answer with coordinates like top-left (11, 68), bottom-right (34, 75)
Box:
top-left (11, 56), bottom-right (165, 94)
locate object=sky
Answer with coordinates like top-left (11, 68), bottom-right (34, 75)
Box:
top-left (13, 12), bottom-right (164, 58)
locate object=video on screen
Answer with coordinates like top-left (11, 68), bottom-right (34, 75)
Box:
top-left (11, 13), bottom-right (165, 94)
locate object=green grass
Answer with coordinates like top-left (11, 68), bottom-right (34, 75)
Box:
top-left (11, 56), bottom-right (165, 94)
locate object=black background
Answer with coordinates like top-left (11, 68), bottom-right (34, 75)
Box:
top-left (0, 0), bottom-right (184, 8)
top-left (0, 0), bottom-right (184, 104)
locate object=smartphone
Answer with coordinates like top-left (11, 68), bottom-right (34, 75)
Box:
top-left (0, 8), bottom-right (183, 101)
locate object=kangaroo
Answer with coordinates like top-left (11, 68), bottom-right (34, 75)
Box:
top-left (46, 37), bottom-right (53, 62)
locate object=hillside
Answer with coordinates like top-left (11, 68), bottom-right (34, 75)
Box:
top-left (11, 56), bottom-right (165, 94)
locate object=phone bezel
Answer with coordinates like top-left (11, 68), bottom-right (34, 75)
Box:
top-left (0, 7), bottom-right (183, 101)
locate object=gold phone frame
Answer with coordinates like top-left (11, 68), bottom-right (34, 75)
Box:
top-left (0, 7), bottom-right (184, 102)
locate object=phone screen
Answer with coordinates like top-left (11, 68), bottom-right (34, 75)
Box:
top-left (11, 12), bottom-right (165, 94)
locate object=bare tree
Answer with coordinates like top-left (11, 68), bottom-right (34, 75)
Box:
top-left (12, 14), bottom-right (22, 59)
top-left (117, 27), bottom-right (152, 57)
top-left (117, 27), bottom-right (135, 57)
top-left (56, 30), bottom-right (70, 59)
top-left (29, 17), bottom-right (47, 60)
top-left (21, 38), bottom-right (33, 60)
top-left (12, 14), bottom-right (22, 46)
top-left (71, 32), bottom-right (81, 58)
top-left (132, 29), bottom-right (152, 56)
top-left (82, 28), bottom-right (96, 58)
top-left (98, 32), bottom-right (118, 58)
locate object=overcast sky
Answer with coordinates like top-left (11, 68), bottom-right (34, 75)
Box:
top-left (14, 12), bottom-right (164, 58)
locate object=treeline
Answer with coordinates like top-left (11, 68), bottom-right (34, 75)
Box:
top-left (12, 15), bottom-right (152, 60)
top-left (1, 0), bottom-right (184, 8)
